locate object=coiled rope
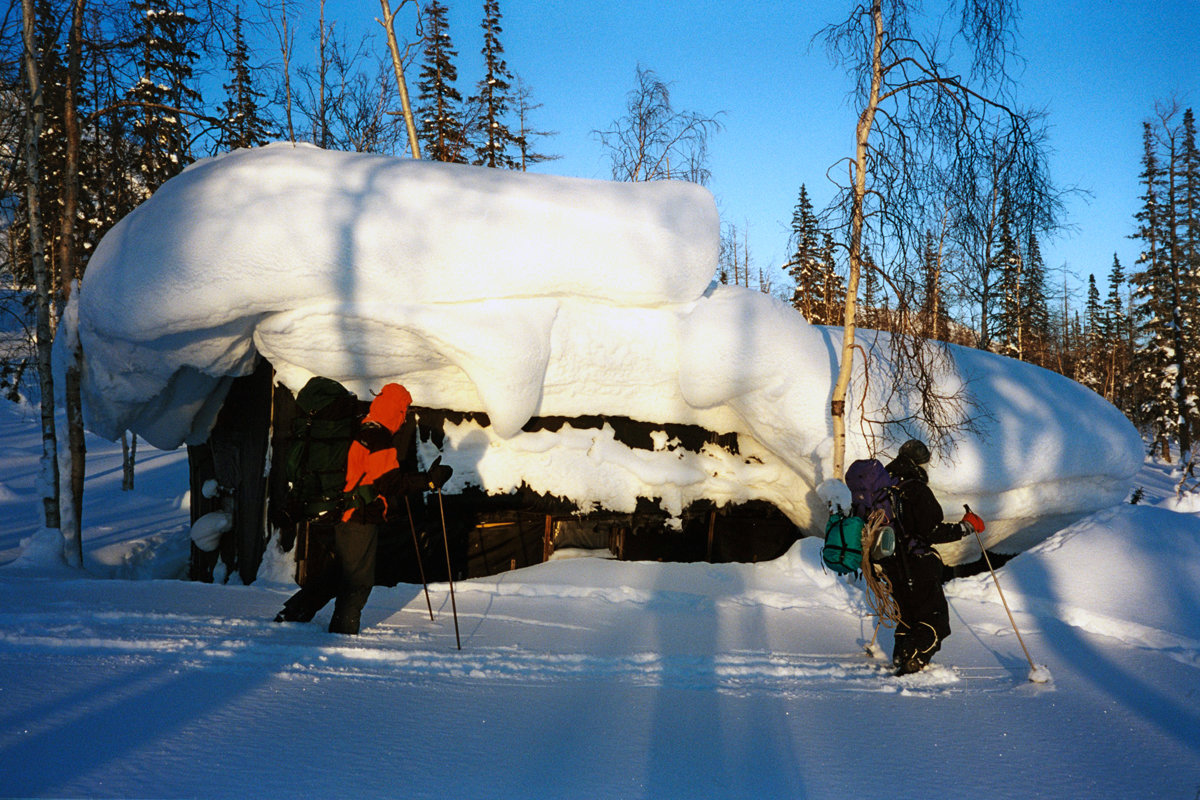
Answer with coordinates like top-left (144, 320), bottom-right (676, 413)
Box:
top-left (860, 508), bottom-right (902, 629)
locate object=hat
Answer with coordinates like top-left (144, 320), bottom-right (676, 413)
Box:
top-left (897, 438), bottom-right (931, 466)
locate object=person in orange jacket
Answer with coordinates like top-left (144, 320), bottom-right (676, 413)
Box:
top-left (329, 382), bottom-right (451, 635)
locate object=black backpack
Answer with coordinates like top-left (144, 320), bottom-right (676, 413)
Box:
top-left (283, 378), bottom-right (362, 522)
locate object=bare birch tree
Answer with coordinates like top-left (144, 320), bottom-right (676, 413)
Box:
top-left (595, 66), bottom-right (722, 185)
top-left (377, 0), bottom-right (420, 158)
top-left (21, 0), bottom-right (61, 537)
top-left (819, 0), bottom-right (1058, 476)
top-left (60, 0), bottom-right (85, 567)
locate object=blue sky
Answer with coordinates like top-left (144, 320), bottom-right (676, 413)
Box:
top-left (323, 1), bottom-right (1198, 302)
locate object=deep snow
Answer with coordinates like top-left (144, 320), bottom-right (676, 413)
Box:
top-left (1, 400), bottom-right (1198, 799)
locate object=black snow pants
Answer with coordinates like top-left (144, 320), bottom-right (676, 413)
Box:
top-left (328, 520), bottom-right (378, 635)
top-left (883, 545), bottom-right (950, 669)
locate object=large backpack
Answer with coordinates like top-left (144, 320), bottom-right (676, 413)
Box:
top-left (283, 378), bottom-right (363, 522)
top-left (845, 458), bottom-right (898, 522)
top-left (821, 458), bottom-right (899, 574)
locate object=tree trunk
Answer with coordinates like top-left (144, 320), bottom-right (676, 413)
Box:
top-left (317, 0), bottom-right (328, 148)
top-left (830, 0), bottom-right (883, 480)
top-left (59, 0), bottom-right (86, 568)
top-left (22, 0), bottom-right (61, 535)
top-left (378, 0), bottom-right (422, 159)
top-left (280, 0), bottom-right (295, 143)
top-left (122, 432), bottom-right (137, 491)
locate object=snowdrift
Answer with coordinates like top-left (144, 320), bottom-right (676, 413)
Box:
top-left (65, 143), bottom-right (1142, 560)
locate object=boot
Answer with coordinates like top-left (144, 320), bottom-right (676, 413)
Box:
top-left (328, 587), bottom-right (370, 635)
top-left (328, 611), bottom-right (361, 635)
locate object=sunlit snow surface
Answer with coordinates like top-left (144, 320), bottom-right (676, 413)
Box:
top-left (66, 143), bottom-right (1142, 557)
top-left (0, 401), bottom-right (1198, 799)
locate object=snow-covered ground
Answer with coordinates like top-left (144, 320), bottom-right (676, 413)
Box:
top-left (1, 399), bottom-right (1198, 799)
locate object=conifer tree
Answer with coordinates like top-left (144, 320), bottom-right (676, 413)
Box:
top-left (1079, 273), bottom-right (1104, 393)
top-left (1104, 254), bottom-right (1127, 341)
top-left (918, 230), bottom-right (948, 341)
top-left (859, 249), bottom-right (882, 329)
top-left (1130, 111), bottom-right (1193, 459)
top-left (991, 194), bottom-right (1022, 358)
top-left (513, 77), bottom-right (558, 170)
top-left (1182, 109), bottom-right (1200, 449)
top-left (415, 0), bottom-right (468, 163)
top-left (125, 0), bottom-right (201, 194)
top-left (1103, 253), bottom-right (1132, 408)
top-left (468, 0), bottom-right (520, 169)
top-left (816, 233), bottom-right (846, 326)
top-left (785, 184), bottom-right (822, 320)
top-left (218, 7), bottom-right (273, 151)
top-left (1020, 232), bottom-right (1050, 366)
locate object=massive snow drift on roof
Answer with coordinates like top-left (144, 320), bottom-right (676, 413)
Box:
top-left (64, 143), bottom-right (1142, 560)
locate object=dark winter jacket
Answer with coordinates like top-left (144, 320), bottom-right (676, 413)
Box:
top-left (885, 454), bottom-right (964, 548)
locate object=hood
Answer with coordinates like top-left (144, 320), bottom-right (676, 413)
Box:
top-left (364, 383), bottom-right (411, 434)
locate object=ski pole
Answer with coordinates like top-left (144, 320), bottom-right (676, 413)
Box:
top-left (436, 486), bottom-right (461, 650)
top-left (965, 504), bottom-right (1048, 683)
top-left (403, 495), bottom-right (435, 621)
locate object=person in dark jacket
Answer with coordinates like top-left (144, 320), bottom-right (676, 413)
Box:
top-left (884, 439), bottom-right (984, 675)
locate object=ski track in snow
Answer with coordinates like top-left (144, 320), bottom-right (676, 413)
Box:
top-left (0, 607), bottom-right (1014, 699)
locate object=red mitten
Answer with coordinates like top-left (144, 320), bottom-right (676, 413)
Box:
top-left (961, 510), bottom-right (985, 533)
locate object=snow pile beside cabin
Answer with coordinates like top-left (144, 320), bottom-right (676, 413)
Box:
top-left (64, 143), bottom-right (1142, 559)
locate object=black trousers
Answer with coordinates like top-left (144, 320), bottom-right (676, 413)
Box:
top-left (884, 547), bottom-right (950, 662)
top-left (328, 520), bottom-right (378, 634)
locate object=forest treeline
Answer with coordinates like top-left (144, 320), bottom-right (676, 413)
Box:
top-left (779, 101), bottom-right (1200, 465)
top-left (0, 1), bottom-right (1196, 556)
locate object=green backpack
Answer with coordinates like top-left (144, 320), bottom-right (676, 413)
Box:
top-left (822, 513), bottom-right (866, 574)
top-left (283, 378), bottom-right (362, 522)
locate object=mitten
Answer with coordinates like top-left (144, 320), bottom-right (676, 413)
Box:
top-left (960, 506), bottom-right (985, 535)
top-left (426, 456), bottom-right (453, 490)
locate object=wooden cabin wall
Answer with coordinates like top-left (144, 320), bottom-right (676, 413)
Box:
top-left (188, 376), bottom-right (801, 586)
top-left (187, 359), bottom-right (274, 584)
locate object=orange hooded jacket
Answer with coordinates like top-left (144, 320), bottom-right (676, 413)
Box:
top-left (341, 383), bottom-right (412, 523)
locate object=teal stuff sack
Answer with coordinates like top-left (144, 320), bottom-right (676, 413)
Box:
top-left (822, 513), bottom-right (865, 574)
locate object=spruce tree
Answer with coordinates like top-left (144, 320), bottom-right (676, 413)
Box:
top-left (1181, 109), bottom-right (1200, 449)
top-left (785, 185), bottom-right (822, 320)
top-left (1103, 253), bottom-right (1132, 409)
top-left (1130, 116), bottom-right (1188, 459)
top-left (513, 77), bottom-right (558, 170)
top-left (1080, 273), bottom-right (1104, 393)
top-left (918, 228), bottom-right (953, 341)
top-left (815, 233), bottom-right (846, 326)
top-left (919, 230), bottom-right (939, 338)
top-left (218, 8), bottom-right (273, 151)
top-left (990, 194), bottom-right (1022, 359)
top-left (125, 0), bottom-right (201, 195)
top-left (415, 0), bottom-right (468, 163)
top-left (859, 249), bottom-right (882, 329)
top-left (468, 0), bottom-right (520, 168)
top-left (1020, 232), bottom-right (1050, 367)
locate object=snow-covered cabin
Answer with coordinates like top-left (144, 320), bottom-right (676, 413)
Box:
top-left (63, 143), bottom-right (1143, 585)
